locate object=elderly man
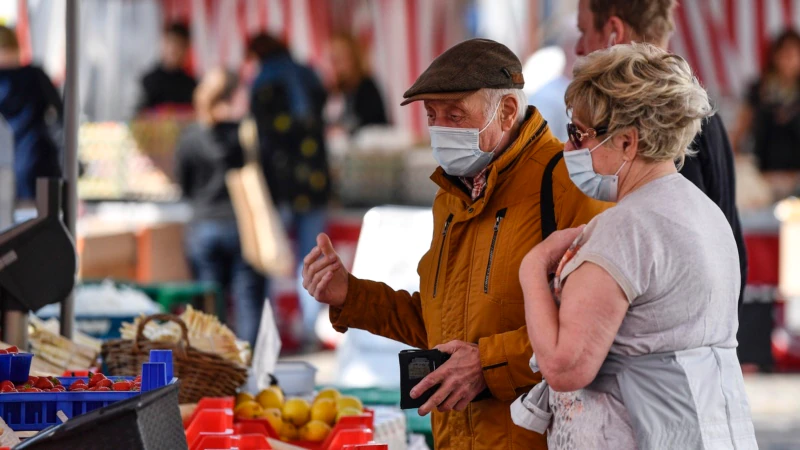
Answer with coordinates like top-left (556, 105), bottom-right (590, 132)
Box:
top-left (574, 0), bottom-right (747, 311)
top-left (302, 39), bottom-right (607, 449)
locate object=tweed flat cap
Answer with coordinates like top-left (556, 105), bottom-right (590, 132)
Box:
top-left (401, 38), bottom-right (524, 106)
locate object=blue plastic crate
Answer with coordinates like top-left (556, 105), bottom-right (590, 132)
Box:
top-left (0, 376), bottom-right (175, 431)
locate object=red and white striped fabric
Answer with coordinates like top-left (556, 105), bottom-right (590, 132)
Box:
top-left (671, 0), bottom-right (800, 100)
top-left (158, 0), bottom-right (469, 138)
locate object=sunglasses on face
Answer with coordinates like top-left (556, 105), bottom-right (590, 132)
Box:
top-left (566, 122), bottom-right (608, 148)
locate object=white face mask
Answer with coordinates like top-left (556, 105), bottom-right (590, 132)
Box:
top-left (563, 135), bottom-right (626, 202)
top-left (429, 101), bottom-right (505, 177)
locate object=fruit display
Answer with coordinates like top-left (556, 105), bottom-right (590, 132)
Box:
top-left (120, 306), bottom-right (251, 365)
top-left (233, 386), bottom-right (365, 443)
top-left (78, 120), bottom-right (187, 201)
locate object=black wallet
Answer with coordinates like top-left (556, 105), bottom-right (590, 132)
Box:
top-left (399, 349), bottom-right (491, 409)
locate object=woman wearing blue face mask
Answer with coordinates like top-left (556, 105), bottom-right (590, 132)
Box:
top-left (511, 43), bottom-right (757, 449)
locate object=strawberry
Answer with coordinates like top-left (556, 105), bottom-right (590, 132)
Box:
top-left (21, 388), bottom-right (40, 393)
top-left (112, 381), bottom-right (132, 391)
top-left (0, 350), bottom-right (7, 355)
top-left (88, 373), bottom-right (106, 388)
top-left (95, 387), bottom-right (111, 392)
top-left (5, 346), bottom-right (18, 354)
top-left (51, 386), bottom-right (66, 392)
top-left (1, 385), bottom-right (16, 393)
top-left (48, 377), bottom-right (61, 386)
top-left (0, 381), bottom-right (14, 390)
top-left (96, 379), bottom-right (113, 389)
top-left (87, 387), bottom-right (97, 391)
top-left (27, 376), bottom-right (38, 385)
top-left (34, 378), bottom-right (54, 390)
top-left (70, 388), bottom-right (85, 392)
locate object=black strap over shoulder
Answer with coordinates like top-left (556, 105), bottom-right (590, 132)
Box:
top-left (540, 152), bottom-right (564, 241)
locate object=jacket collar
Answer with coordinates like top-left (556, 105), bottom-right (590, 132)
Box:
top-left (431, 106), bottom-right (552, 205)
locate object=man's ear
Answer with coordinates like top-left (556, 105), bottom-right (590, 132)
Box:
top-left (607, 16), bottom-right (628, 44)
top-left (500, 95), bottom-right (519, 132)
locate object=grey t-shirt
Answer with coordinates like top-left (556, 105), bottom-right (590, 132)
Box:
top-left (548, 173), bottom-right (741, 449)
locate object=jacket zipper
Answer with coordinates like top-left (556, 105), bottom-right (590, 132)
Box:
top-left (484, 209), bottom-right (507, 293)
top-left (433, 214), bottom-right (454, 298)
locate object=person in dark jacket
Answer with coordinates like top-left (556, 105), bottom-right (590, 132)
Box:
top-left (328, 33), bottom-right (389, 134)
top-left (176, 68), bottom-right (265, 345)
top-left (731, 29), bottom-right (800, 199)
top-left (0, 26), bottom-right (62, 203)
top-left (138, 23), bottom-right (197, 113)
top-left (573, 0), bottom-right (748, 310)
top-left (247, 34), bottom-right (331, 349)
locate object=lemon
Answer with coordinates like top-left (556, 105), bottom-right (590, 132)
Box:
top-left (236, 392), bottom-right (255, 405)
top-left (299, 420), bottom-right (331, 442)
top-left (280, 421), bottom-right (299, 440)
top-left (310, 398), bottom-right (337, 425)
top-left (336, 406), bottom-right (363, 423)
top-left (314, 387), bottom-right (341, 403)
top-left (256, 388), bottom-right (284, 410)
top-left (282, 398), bottom-right (311, 427)
top-left (335, 395), bottom-right (363, 412)
top-left (268, 386), bottom-right (285, 403)
top-left (234, 400), bottom-right (264, 419)
top-left (259, 408), bottom-right (283, 436)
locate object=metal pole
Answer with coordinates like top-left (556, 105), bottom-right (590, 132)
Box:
top-left (60, 0), bottom-right (79, 339)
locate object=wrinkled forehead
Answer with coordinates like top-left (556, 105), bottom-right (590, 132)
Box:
top-left (423, 92), bottom-right (486, 115)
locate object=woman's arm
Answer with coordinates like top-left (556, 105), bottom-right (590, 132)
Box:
top-left (520, 236), bottom-right (628, 392)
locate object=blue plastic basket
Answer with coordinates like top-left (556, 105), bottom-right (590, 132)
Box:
top-left (0, 375), bottom-right (178, 431)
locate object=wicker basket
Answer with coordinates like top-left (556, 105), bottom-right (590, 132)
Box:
top-left (101, 314), bottom-right (248, 404)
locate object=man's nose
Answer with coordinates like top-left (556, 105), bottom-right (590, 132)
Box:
top-left (575, 39), bottom-right (585, 57)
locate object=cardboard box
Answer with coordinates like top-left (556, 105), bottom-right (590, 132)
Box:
top-left (77, 230), bottom-right (137, 281)
top-left (135, 222), bottom-right (191, 283)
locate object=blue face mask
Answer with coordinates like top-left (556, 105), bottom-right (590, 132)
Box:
top-left (429, 101), bottom-right (505, 177)
top-left (563, 135), bottom-right (626, 202)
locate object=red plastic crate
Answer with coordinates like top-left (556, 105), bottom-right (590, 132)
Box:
top-left (342, 445), bottom-right (388, 450)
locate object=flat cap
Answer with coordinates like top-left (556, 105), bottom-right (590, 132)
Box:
top-left (401, 38), bottom-right (524, 106)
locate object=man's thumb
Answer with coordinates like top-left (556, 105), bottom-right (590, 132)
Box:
top-left (317, 233), bottom-right (336, 256)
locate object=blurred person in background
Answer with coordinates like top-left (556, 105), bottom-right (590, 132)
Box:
top-left (176, 68), bottom-right (265, 345)
top-left (247, 33), bottom-right (331, 351)
top-left (574, 0), bottom-right (748, 311)
top-left (326, 33), bottom-right (388, 135)
top-left (514, 42), bottom-right (756, 450)
top-left (731, 29), bottom-right (800, 200)
top-left (0, 25), bottom-right (62, 203)
top-left (137, 23), bottom-right (197, 113)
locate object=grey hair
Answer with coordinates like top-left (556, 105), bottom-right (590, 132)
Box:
top-left (480, 88), bottom-right (527, 124)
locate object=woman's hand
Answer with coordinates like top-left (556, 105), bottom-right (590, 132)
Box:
top-left (521, 226), bottom-right (586, 275)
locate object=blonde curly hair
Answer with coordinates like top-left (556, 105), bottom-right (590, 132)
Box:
top-left (565, 43), bottom-right (712, 167)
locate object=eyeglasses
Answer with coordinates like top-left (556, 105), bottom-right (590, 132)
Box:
top-left (566, 122), bottom-right (608, 148)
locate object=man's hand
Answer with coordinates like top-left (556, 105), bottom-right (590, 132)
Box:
top-left (411, 340), bottom-right (488, 416)
top-left (302, 233), bottom-right (350, 307)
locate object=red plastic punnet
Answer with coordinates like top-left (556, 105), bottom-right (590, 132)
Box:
top-left (185, 408), bottom-right (234, 448)
top-left (185, 397), bottom-right (235, 428)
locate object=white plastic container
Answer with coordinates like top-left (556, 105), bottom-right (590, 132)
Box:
top-left (273, 361), bottom-right (317, 396)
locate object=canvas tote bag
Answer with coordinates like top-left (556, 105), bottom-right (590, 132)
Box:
top-left (226, 118), bottom-right (293, 277)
